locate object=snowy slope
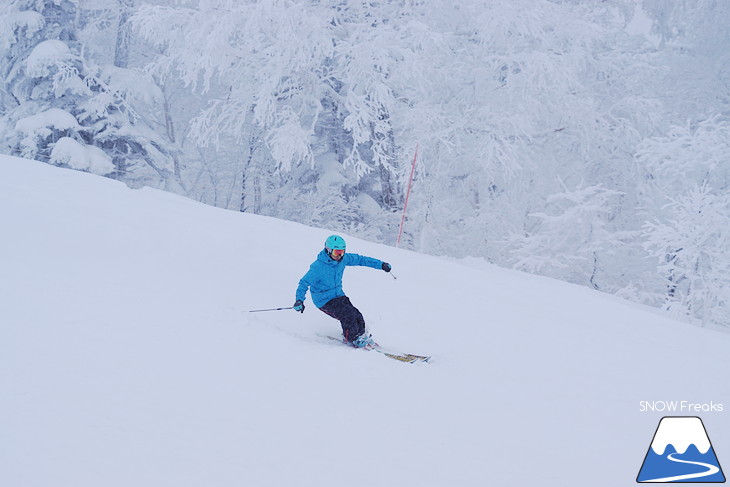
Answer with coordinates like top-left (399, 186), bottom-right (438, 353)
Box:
top-left (2, 156), bottom-right (729, 487)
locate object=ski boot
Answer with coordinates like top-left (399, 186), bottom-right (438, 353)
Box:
top-left (352, 333), bottom-right (376, 349)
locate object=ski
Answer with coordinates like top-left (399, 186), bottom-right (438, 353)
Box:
top-left (322, 335), bottom-right (431, 364)
top-left (375, 349), bottom-right (431, 364)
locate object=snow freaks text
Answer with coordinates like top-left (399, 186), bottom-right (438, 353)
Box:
top-left (639, 401), bottom-right (724, 413)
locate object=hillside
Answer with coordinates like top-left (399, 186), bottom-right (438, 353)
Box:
top-left (2, 155), bottom-right (729, 487)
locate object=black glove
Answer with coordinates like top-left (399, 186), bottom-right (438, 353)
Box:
top-left (293, 299), bottom-right (305, 313)
top-left (381, 262), bottom-right (391, 272)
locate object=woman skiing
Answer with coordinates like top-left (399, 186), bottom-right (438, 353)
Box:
top-left (293, 235), bottom-right (391, 348)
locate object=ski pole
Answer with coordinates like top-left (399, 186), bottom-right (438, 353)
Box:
top-left (389, 272), bottom-right (397, 280)
top-left (248, 306), bottom-right (294, 313)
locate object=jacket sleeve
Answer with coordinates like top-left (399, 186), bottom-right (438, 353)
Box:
top-left (344, 253), bottom-right (383, 269)
top-left (296, 268), bottom-right (314, 302)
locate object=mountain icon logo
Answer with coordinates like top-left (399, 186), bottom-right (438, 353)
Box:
top-left (637, 416), bottom-right (725, 483)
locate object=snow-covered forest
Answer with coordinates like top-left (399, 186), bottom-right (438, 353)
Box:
top-left (1, 0), bottom-right (729, 328)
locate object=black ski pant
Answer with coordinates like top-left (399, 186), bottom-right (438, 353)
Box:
top-left (319, 296), bottom-right (365, 342)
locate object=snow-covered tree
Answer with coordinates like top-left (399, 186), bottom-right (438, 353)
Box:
top-left (0, 1), bottom-right (99, 168)
top-left (510, 182), bottom-right (633, 289)
top-left (643, 0), bottom-right (730, 121)
top-left (636, 116), bottom-right (730, 198)
top-left (0, 0), bottom-right (180, 187)
top-left (131, 0), bottom-right (441, 227)
top-left (636, 116), bottom-right (730, 326)
top-left (407, 0), bottom-right (657, 260)
top-left (643, 183), bottom-right (730, 327)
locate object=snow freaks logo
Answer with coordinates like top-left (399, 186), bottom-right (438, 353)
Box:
top-left (637, 416), bottom-right (726, 483)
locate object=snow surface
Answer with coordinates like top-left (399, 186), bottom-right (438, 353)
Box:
top-left (1, 155), bottom-right (729, 487)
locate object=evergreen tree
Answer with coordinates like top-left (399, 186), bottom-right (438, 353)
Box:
top-left (0, 0), bottom-right (180, 188)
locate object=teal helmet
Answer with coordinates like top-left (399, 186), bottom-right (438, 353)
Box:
top-left (325, 235), bottom-right (346, 260)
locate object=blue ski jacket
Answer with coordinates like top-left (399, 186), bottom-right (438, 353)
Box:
top-left (296, 250), bottom-right (383, 308)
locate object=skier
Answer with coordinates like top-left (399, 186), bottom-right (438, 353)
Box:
top-left (293, 235), bottom-right (392, 348)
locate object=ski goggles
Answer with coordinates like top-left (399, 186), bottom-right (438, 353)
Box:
top-left (330, 248), bottom-right (345, 257)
